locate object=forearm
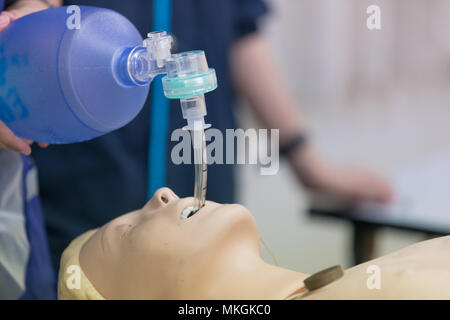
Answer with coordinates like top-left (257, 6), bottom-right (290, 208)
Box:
top-left (6, 0), bottom-right (62, 17)
top-left (230, 34), bottom-right (393, 203)
top-left (229, 33), bottom-right (328, 187)
top-left (230, 33), bottom-right (306, 145)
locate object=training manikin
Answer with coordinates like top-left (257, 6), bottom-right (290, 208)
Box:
top-left (59, 188), bottom-right (450, 299)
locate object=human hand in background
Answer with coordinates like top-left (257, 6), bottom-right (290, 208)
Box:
top-left (289, 144), bottom-right (393, 204)
top-left (230, 35), bottom-right (393, 205)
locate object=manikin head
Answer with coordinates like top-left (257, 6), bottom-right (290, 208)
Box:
top-left (70, 187), bottom-right (279, 299)
top-left (59, 187), bottom-right (450, 299)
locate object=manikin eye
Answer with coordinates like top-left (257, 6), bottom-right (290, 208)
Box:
top-left (180, 206), bottom-right (200, 220)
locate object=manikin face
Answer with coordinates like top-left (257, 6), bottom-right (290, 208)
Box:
top-left (79, 188), bottom-right (261, 299)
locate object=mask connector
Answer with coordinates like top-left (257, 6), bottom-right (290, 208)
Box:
top-left (126, 31), bottom-right (173, 86)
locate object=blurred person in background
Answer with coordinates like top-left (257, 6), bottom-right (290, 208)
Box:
top-left (261, 0), bottom-right (450, 263)
top-left (0, 0), bottom-right (392, 274)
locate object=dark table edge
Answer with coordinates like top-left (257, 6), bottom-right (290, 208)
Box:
top-left (308, 207), bottom-right (449, 236)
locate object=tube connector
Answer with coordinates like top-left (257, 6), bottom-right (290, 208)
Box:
top-left (161, 50), bottom-right (217, 131)
top-left (180, 95), bottom-right (211, 131)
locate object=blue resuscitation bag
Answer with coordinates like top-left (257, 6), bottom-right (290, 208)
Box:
top-left (0, 6), bottom-right (150, 143)
top-left (0, 150), bottom-right (56, 299)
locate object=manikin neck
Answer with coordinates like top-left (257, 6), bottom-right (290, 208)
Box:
top-left (173, 246), bottom-right (308, 300)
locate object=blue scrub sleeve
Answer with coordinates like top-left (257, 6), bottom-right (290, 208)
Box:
top-left (233, 0), bottom-right (269, 40)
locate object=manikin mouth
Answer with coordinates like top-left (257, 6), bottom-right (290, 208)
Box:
top-left (180, 206), bottom-right (201, 220)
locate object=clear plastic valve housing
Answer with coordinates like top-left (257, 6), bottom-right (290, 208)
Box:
top-left (126, 31), bottom-right (173, 86)
top-left (143, 31), bottom-right (173, 68)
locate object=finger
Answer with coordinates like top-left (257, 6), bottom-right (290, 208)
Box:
top-left (2, 11), bottom-right (17, 20)
top-left (0, 122), bottom-right (31, 155)
top-left (2, 136), bottom-right (31, 155)
top-left (21, 139), bottom-right (49, 148)
top-left (365, 180), bottom-right (394, 204)
top-left (21, 138), bottom-right (34, 145)
top-left (371, 176), bottom-right (394, 203)
top-left (378, 185), bottom-right (394, 204)
top-left (0, 13), bottom-right (11, 31)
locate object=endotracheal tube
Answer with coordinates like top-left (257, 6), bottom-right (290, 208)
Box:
top-left (125, 32), bottom-right (218, 216)
top-left (164, 51), bottom-right (217, 216)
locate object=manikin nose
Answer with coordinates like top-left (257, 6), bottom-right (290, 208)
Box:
top-left (151, 187), bottom-right (178, 207)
